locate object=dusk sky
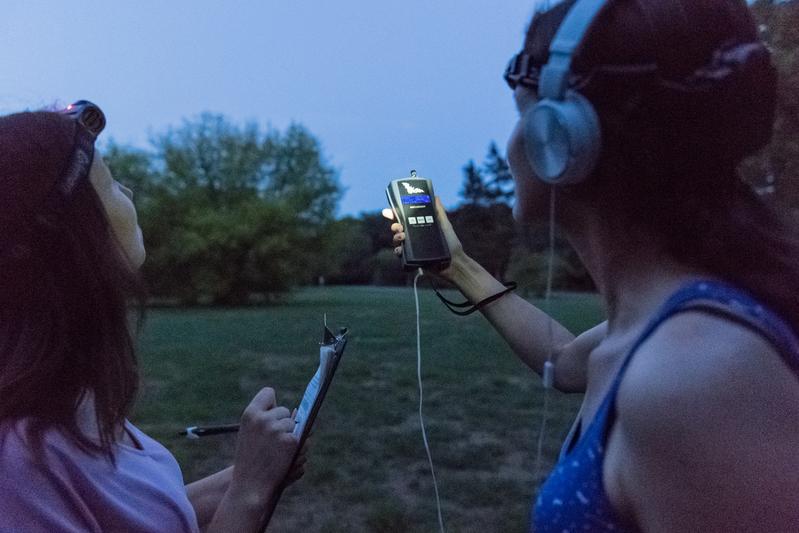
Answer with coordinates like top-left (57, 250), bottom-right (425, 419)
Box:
top-left (1, 0), bottom-right (545, 216)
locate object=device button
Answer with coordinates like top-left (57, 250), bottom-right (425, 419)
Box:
top-left (408, 217), bottom-right (417, 225)
top-left (425, 216), bottom-right (434, 223)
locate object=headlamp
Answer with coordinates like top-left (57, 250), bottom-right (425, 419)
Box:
top-left (55, 100), bottom-right (105, 196)
top-left (59, 100), bottom-right (106, 138)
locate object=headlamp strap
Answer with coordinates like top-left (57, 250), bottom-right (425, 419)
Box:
top-left (57, 127), bottom-right (95, 196)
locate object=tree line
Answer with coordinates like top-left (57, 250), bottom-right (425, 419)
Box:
top-left (106, 117), bottom-right (590, 305)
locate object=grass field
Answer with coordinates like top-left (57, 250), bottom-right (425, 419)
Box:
top-left (131, 286), bottom-right (604, 532)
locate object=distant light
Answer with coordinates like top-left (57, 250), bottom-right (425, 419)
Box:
top-left (381, 208), bottom-right (395, 220)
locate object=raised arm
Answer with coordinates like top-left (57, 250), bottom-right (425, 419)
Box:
top-left (392, 198), bottom-right (604, 393)
top-left (446, 250), bottom-right (604, 393)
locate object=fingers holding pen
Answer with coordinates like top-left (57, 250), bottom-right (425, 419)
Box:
top-left (231, 388), bottom-right (300, 503)
top-left (270, 415), bottom-right (296, 434)
top-left (246, 386), bottom-right (277, 412)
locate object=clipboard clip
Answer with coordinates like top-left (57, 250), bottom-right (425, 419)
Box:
top-left (322, 322), bottom-right (348, 356)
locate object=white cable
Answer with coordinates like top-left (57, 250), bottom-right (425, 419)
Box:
top-left (414, 268), bottom-right (445, 533)
top-left (533, 187), bottom-right (557, 484)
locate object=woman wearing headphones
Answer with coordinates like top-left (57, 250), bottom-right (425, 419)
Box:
top-left (0, 105), bottom-right (303, 532)
top-left (393, 0), bottom-right (799, 530)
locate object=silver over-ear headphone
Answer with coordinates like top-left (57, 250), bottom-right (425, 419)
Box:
top-left (522, 0), bottom-right (607, 185)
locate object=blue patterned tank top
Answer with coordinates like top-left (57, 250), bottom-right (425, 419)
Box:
top-left (531, 280), bottom-right (799, 532)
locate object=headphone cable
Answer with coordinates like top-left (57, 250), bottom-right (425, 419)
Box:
top-left (533, 186), bottom-right (557, 484)
top-left (414, 268), bottom-right (446, 533)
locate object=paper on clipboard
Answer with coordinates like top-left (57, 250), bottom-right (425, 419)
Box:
top-left (291, 324), bottom-right (348, 442)
top-left (293, 345), bottom-right (334, 437)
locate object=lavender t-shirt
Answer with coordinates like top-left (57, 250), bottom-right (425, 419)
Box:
top-left (0, 419), bottom-right (199, 532)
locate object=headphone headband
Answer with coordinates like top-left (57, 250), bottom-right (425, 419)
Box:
top-left (540, 0), bottom-right (697, 99)
top-left (634, 0), bottom-right (692, 79)
top-left (539, 0), bottom-right (607, 99)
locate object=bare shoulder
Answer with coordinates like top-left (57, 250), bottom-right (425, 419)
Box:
top-left (619, 310), bottom-right (799, 428)
top-left (610, 311), bottom-right (799, 531)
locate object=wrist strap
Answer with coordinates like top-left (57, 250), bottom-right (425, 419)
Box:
top-left (430, 278), bottom-right (517, 316)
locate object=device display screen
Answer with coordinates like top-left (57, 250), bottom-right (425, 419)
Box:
top-left (401, 194), bottom-right (431, 205)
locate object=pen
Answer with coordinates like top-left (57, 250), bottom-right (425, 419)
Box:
top-left (179, 424), bottom-right (240, 439)
top-left (180, 413), bottom-right (300, 439)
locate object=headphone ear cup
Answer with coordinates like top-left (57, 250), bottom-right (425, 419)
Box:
top-left (523, 91), bottom-right (602, 185)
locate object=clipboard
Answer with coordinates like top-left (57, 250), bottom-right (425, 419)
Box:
top-left (291, 324), bottom-right (348, 449)
top-left (259, 322), bottom-right (349, 531)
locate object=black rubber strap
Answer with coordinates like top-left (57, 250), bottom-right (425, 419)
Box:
top-left (430, 278), bottom-right (517, 316)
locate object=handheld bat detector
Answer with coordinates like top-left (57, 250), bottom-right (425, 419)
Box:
top-left (386, 172), bottom-right (450, 270)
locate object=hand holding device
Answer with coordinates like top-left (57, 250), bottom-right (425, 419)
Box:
top-left (386, 171), bottom-right (451, 271)
top-left (391, 195), bottom-right (465, 280)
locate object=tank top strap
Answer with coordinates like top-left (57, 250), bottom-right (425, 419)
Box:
top-left (594, 279), bottom-right (799, 433)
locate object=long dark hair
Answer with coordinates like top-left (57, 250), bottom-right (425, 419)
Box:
top-left (522, 0), bottom-right (799, 334)
top-left (0, 111), bottom-right (146, 460)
